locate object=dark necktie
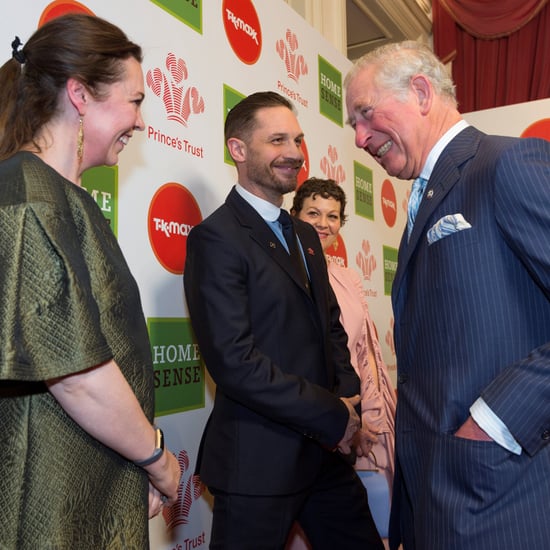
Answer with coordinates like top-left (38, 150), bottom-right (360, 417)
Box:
top-left (278, 209), bottom-right (310, 294)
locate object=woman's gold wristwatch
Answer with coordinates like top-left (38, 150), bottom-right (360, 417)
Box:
top-left (134, 427), bottom-right (165, 467)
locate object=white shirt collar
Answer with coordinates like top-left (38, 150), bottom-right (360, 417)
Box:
top-left (235, 184), bottom-right (281, 222)
top-left (420, 119), bottom-right (469, 180)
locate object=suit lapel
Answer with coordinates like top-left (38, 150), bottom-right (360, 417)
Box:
top-left (226, 188), bottom-right (313, 298)
top-left (393, 126), bottom-right (482, 308)
top-left (226, 188), bottom-right (330, 377)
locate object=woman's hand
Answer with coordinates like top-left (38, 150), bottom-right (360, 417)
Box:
top-left (148, 483), bottom-right (164, 519)
top-left (144, 450), bottom-right (181, 506)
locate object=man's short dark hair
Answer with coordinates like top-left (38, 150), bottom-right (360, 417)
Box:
top-left (224, 91), bottom-right (295, 142)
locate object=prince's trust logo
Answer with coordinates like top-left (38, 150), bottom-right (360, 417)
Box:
top-left (147, 53), bottom-right (205, 126)
top-left (276, 29), bottom-right (308, 82)
top-left (319, 145), bottom-right (346, 183)
top-left (162, 449), bottom-right (204, 529)
top-left (276, 28), bottom-right (309, 108)
top-left (162, 449), bottom-right (205, 549)
top-left (356, 240), bottom-right (377, 282)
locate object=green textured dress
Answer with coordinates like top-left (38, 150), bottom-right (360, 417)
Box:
top-left (0, 152), bottom-right (155, 549)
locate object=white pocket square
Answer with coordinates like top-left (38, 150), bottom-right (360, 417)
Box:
top-left (427, 213), bottom-right (472, 245)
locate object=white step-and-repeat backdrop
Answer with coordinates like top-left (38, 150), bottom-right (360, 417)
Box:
top-left (4, 1), bottom-right (549, 547)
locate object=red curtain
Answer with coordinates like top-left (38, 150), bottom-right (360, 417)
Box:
top-left (433, 0), bottom-right (550, 113)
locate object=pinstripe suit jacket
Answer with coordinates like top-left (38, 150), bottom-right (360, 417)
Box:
top-left (390, 126), bottom-right (550, 549)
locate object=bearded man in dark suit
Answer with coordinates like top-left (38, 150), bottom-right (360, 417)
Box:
top-left (184, 91), bottom-right (383, 550)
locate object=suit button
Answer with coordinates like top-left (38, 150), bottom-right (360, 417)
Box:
top-left (397, 373), bottom-right (408, 384)
top-left (542, 430), bottom-right (550, 440)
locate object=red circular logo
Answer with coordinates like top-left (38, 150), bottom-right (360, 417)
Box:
top-left (222, 0), bottom-right (262, 65)
top-left (381, 178), bottom-right (397, 228)
top-left (521, 118), bottom-right (550, 141)
top-left (297, 138), bottom-right (310, 186)
top-left (39, 0), bottom-right (94, 26)
top-left (326, 234), bottom-right (348, 267)
top-left (148, 183), bottom-right (202, 275)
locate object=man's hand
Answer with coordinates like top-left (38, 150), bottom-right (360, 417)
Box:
top-left (337, 395), bottom-right (361, 454)
top-left (353, 423), bottom-right (379, 458)
top-left (455, 415), bottom-right (493, 441)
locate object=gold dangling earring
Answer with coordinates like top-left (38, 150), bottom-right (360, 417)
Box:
top-left (77, 117), bottom-right (84, 162)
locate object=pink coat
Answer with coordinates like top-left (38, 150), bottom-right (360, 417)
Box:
top-left (327, 261), bottom-right (396, 493)
top-left (286, 262), bottom-right (396, 550)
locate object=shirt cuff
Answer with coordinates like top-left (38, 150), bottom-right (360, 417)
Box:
top-left (470, 398), bottom-right (522, 455)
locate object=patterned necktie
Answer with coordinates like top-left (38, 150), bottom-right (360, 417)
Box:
top-left (278, 209), bottom-right (310, 294)
top-left (407, 176), bottom-right (428, 239)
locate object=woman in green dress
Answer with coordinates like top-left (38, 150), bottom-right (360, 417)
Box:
top-left (0, 14), bottom-right (181, 549)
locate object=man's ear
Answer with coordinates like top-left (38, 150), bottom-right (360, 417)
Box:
top-left (410, 74), bottom-right (432, 115)
top-left (226, 137), bottom-right (246, 163)
top-left (66, 77), bottom-right (89, 115)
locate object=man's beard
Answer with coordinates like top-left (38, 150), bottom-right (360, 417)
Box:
top-left (247, 158), bottom-right (301, 196)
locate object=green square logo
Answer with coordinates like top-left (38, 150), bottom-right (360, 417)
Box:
top-left (223, 84), bottom-right (246, 165)
top-left (383, 246), bottom-right (398, 296)
top-left (82, 165), bottom-right (118, 236)
top-left (318, 55), bottom-right (343, 127)
top-left (354, 161), bottom-right (374, 220)
top-left (150, 0), bottom-right (202, 33)
top-left (148, 317), bottom-right (205, 417)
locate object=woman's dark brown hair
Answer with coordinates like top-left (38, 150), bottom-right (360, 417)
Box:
top-left (0, 13), bottom-right (142, 160)
top-left (291, 177), bottom-right (348, 225)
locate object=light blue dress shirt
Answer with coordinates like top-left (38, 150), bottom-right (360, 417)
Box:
top-left (235, 184), bottom-right (310, 275)
top-left (235, 183), bottom-right (286, 247)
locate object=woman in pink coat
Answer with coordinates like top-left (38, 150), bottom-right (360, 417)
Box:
top-left (287, 177), bottom-right (396, 548)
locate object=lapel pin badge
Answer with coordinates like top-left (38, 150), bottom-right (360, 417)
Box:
top-left (427, 189), bottom-right (434, 199)
top-left (307, 247), bottom-right (315, 256)
top-left (269, 241), bottom-right (276, 248)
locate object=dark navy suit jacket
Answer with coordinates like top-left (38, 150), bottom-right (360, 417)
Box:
top-left (184, 187), bottom-right (359, 495)
top-left (390, 126), bottom-right (550, 549)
